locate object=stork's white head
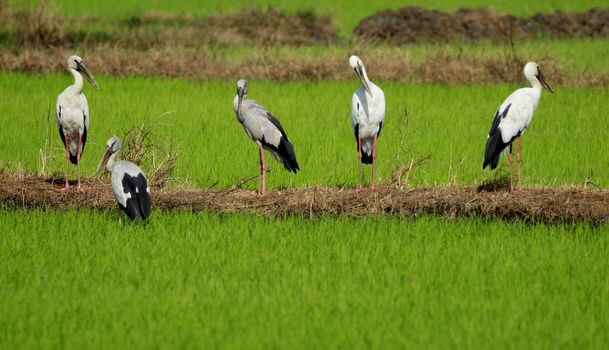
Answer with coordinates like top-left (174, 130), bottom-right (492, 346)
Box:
top-left (66, 55), bottom-right (98, 89)
top-left (524, 61), bottom-right (553, 93)
top-left (349, 55), bottom-right (362, 70)
top-left (349, 55), bottom-right (372, 96)
top-left (96, 136), bottom-right (123, 174)
top-left (236, 79), bottom-right (248, 97)
top-left (105, 135), bottom-right (123, 154)
top-left (236, 79), bottom-right (248, 114)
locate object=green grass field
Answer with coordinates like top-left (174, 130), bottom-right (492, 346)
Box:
top-left (2, 208), bottom-right (609, 348)
top-left (1, 72), bottom-right (608, 189)
top-left (3, 0), bottom-right (609, 347)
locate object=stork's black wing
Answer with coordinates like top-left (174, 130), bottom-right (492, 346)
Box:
top-left (119, 173), bottom-right (151, 221)
top-left (483, 103), bottom-right (515, 170)
top-left (262, 112), bottom-right (300, 173)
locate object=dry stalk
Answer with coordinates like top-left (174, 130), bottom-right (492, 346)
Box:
top-left (118, 111), bottom-right (179, 189)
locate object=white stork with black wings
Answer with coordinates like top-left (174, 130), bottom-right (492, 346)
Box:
top-left (56, 55), bottom-right (98, 192)
top-left (483, 61), bottom-right (554, 192)
top-left (96, 136), bottom-right (151, 221)
top-left (349, 55), bottom-right (385, 192)
top-left (233, 79), bottom-right (299, 196)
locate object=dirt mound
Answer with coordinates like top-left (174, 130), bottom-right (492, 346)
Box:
top-left (0, 4), bottom-right (337, 47)
top-left (353, 7), bottom-right (609, 44)
top-left (2, 172), bottom-right (609, 224)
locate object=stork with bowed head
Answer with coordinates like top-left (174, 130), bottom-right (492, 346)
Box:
top-left (349, 55), bottom-right (386, 192)
top-left (96, 136), bottom-right (151, 221)
top-left (56, 55), bottom-right (98, 192)
top-left (483, 61), bottom-right (554, 192)
top-left (233, 79), bottom-right (299, 196)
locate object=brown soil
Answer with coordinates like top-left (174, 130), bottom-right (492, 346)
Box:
top-left (2, 172), bottom-right (609, 224)
top-left (354, 7), bottom-right (609, 44)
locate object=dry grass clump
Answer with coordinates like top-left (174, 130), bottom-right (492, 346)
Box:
top-left (2, 171), bottom-right (609, 224)
top-left (199, 8), bottom-right (338, 46)
top-left (1, 45), bottom-right (606, 86)
top-left (3, 2), bottom-right (66, 47)
top-left (0, 3), bottom-right (337, 48)
top-left (118, 117), bottom-right (179, 189)
top-left (354, 7), bottom-right (609, 44)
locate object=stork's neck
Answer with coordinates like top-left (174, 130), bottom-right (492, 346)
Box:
top-left (70, 68), bottom-right (84, 94)
top-left (527, 77), bottom-right (543, 109)
top-left (233, 94), bottom-right (246, 122)
top-left (232, 94), bottom-right (239, 114)
top-left (106, 152), bottom-right (118, 172)
top-left (526, 74), bottom-right (543, 91)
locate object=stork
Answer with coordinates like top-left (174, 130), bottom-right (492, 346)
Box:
top-left (483, 61), bottom-right (554, 192)
top-left (96, 136), bottom-right (151, 221)
top-left (233, 79), bottom-right (299, 196)
top-left (56, 55), bottom-right (98, 192)
top-left (349, 55), bottom-right (385, 192)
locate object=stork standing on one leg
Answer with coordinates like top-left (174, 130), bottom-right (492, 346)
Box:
top-left (96, 136), bottom-right (151, 221)
top-left (56, 55), bottom-right (98, 192)
top-left (349, 55), bottom-right (385, 192)
top-left (483, 61), bottom-right (553, 192)
top-left (233, 79), bottom-right (299, 196)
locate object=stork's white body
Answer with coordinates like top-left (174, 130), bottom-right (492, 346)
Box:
top-left (351, 82), bottom-right (386, 158)
top-left (56, 69), bottom-right (90, 158)
top-left (493, 87), bottom-right (541, 145)
top-left (110, 161), bottom-right (150, 208)
top-left (233, 96), bottom-right (283, 153)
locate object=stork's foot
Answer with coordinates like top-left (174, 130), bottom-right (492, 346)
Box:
top-left (58, 183), bottom-right (70, 192)
top-left (77, 185), bottom-right (85, 193)
top-left (357, 186), bottom-right (364, 193)
top-left (370, 185), bottom-right (375, 192)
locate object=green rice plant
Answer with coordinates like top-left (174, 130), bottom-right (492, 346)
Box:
top-left (0, 72), bottom-right (607, 190)
top-left (1, 208), bottom-right (608, 348)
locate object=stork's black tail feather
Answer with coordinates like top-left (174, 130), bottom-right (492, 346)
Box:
top-left (483, 129), bottom-right (510, 170)
top-left (361, 151), bottom-right (373, 165)
top-left (69, 153), bottom-right (78, 165)
top-left (59, 126), bottom-right (87, 165)
top-left (276, 137), bottom-right (299, 173)
top-left (120, 174), bottom-right (151, 221)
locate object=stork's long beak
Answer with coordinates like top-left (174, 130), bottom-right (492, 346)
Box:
top-left (538, 69), bottom-right (554, 94)
top-left (355, 65), bottom-right (372, 96)
top-left (77, 61), bottom-right (99, 89)
top-left (95, 146), bottom-right (111, 175)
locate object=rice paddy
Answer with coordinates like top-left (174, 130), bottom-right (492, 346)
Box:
top-left (2, 209), bottom-right (609, 348)
top-left (2, 0), bottom-right (609, 348)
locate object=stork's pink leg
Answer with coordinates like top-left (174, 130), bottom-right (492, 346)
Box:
top-left (76, 133), bottom-right (84, 193)
top-left (516, 136), bottom-right (523, 192)
top-left (59, 134), bottom-right (70, 192)
top-left (508, 145), bottom-right (514, 193)
top-left (257, 162), bottom-right (262, 196)
top-left (259, 144), bottom-right (267, 196)
top-left (257, 146), bottom-right (263, 195)
top-left (357, 134), bottom-right (363, 193)
top-left (371, 133), bottom-right (378, 192)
